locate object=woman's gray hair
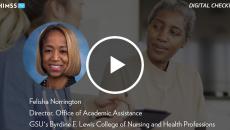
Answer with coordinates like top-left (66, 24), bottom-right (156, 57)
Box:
top-left (148, 0), bottom-right (196, 40)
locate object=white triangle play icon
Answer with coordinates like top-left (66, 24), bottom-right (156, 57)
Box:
top-left (110, 56), bottom-right (125, 74)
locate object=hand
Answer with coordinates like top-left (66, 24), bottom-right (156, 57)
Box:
top-left (95, 95), bottom-right (127, 112)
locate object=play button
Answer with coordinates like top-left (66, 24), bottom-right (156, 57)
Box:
top-left (86, 36), bottom-right (144, 94)
top-left (110, 56), bottom-right (125, 74)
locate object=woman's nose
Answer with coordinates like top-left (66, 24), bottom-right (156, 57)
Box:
top-left (51, 51), bottom-right (60, 60)
top-left (157, 29), bottom-right (168, 42)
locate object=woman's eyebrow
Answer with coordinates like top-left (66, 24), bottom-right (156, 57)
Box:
top-left (155, 17), bottom-right (184, 32)
top-left (153, 18), bottom-right (164, 24)
top-left (43, 44), bottom-right (53, 48)
top-left (169, 22), bottom-right (184, 32)
top-left (60, 46), bottom-right (68, 49)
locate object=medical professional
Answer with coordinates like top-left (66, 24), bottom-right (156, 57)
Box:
top-left (97, 0), bottom-right (206, 130)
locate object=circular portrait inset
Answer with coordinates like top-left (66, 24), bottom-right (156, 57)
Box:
top-left (23, 22), bottom-right (89, 89)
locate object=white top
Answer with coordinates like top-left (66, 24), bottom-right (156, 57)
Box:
top-left (130, 52), bottom-right (206, 129)
top-left (102, 51), bottom-right (206, 130)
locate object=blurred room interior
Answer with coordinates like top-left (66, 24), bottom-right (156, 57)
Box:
top-left (71, 0), bottom-right (230, 129)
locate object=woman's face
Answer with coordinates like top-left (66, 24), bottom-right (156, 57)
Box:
top-left (42, 30), bottom-right (68, 78)
top-left (147, 10), bottom-right (186, 63)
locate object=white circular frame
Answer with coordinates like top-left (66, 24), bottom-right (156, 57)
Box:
top-left (86, 36), bottom-right (144, 94)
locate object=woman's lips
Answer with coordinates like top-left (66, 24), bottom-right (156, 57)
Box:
top-left (151, 43), bottom-right (168, 53)
top-left (49, 65), bottom-right (62, 71)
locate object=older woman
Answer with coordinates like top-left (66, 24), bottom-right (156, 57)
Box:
top-left (36, 24), bottom-right (81, 89)
top-left (96, 0), bottom-right (206, 130)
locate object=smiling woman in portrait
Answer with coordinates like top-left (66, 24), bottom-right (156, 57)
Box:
top-left (36, 24), bottom-right (81, 89)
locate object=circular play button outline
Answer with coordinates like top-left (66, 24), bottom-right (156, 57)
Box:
top-left (86, 36), bottom-right (144, 94)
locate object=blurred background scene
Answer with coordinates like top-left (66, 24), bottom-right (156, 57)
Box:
top-left (77, 0), bottom-right (230, 130)
top-left (0, 0), bottom-right (229, 130)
